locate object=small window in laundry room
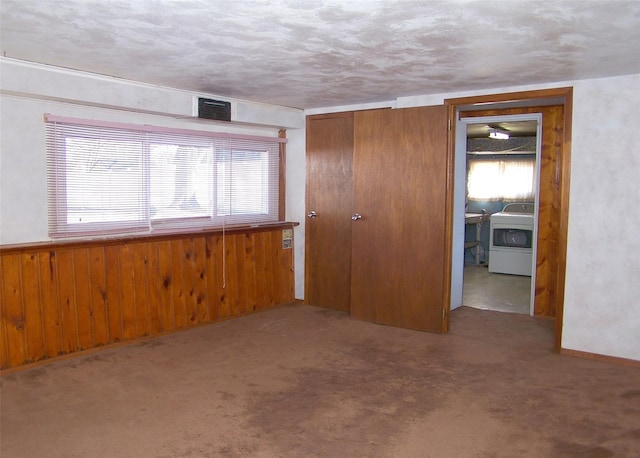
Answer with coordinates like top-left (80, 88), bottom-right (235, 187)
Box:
top-left (467, 156), bottom-right (535, 201)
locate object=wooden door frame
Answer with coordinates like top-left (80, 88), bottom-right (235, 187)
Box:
top-left (444, 87), bottom-right (573, 350)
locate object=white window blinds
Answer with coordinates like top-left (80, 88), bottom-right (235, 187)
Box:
top-left (45, 115), bottom-right (284, 238)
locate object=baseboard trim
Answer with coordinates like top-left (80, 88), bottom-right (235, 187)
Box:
top-left (560, 348), bottom-right (640, 367)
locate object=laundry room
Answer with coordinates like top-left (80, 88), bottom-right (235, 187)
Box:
top-left (462, 119), bottom-right (538, 315)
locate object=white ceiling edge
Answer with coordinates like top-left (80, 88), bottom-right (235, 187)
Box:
top-left (0, 57), bottom-right (305, 129)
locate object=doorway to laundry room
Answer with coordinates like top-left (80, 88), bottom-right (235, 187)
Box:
top-left (446, 89), bottom-right (572, 349)
top-left (455, 114), bottom-right (541, 315)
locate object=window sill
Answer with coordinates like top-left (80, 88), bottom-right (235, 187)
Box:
top-left (0, 221), bottom-right (299, 253)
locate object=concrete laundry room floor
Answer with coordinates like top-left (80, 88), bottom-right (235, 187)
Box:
top-left (463, 265), bottom-right (531, 314)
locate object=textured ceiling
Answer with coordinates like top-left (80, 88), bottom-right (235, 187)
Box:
top-left (1, 0), bottom-right (639, 109)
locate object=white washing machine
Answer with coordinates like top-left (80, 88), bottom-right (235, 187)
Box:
top-left (488, 203), bottom-right (534, 276)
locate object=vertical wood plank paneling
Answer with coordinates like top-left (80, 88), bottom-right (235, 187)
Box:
top-left (285, 244), bottom-right (294, 303)
top-left (278, 232), bottom-right (294, 304)
top-left (55, 250), bottom-right (79, 354)
top-left (254, 232), bottom-right (269, 310)
top-left (244, 234), bottom-right (258, 313)
top-left (72, 249), bottom-right (94, 350)
top-left (0, 226), bottom-right (295, 370)
top-left (1, 254), bottom-right (27, 367)
top-left (182, 238), bottom-right (198, 326)
top-left (157, 240), bottom-right (175, 332)
top-left (88, 246), bottom-right (109, 346)
top-left (170, 239), bottom-right (187, 329)
top-left (193, 237), bottom-right (209, 323)
top-left (0, 258), bottom-right (9, 369)
top-left (144, 242), bottom-right (163, 336)
top-left (20, 253), bottom-right (45, 361)
top-left (104, 245), bottom-right (123, 343)
top-left (271, 231), bottom-right (285, 305)
top-left (278, 230), bottom-right (290, 304)
top-left (225, 235), bottom-right (241, 317)
top-left (216, 235), bottom-right (230, 318)
top-left (39, 251), bottom-right (62, 357)
top-left (234, 234), bottom-right (250, 314)
top-left (131, 243), bottom-right (151, 337)
top-left (205, 235), bottom-right (220, 321)
top-left (262, 232), bottom-right (276, 307)
top-left (118, 244), bottom-right (137, 341)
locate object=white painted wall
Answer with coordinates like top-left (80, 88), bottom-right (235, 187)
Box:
top-left (305, 73), bottom-right (640, 362)
top-left (0, 58), bottom-right (307, 298)
top-left (285, 128), bottom-right (306, 299)
top-left (562, 74), bottom-right (640, 361)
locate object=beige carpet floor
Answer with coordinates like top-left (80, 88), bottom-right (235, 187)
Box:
top-left (1, 304), bottom-right (639, 457)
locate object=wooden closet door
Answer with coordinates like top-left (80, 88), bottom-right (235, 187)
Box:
top-left (351, 106), bottom-right (449, 332)
top-left (304, 112), bottom-right (354, 311)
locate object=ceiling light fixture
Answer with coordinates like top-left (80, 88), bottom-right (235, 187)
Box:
top-left (489, 128), bottom-right (510, 140)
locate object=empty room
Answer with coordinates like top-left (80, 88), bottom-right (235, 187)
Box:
top-left (1, 1), bottom-right (639, 457)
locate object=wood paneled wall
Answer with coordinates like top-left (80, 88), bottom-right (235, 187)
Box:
top-left (0, 226), bottom-right (295, 370)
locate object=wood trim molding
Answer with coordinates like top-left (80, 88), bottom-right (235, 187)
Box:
top-left (445, 86), bottom-right (573, 351)
top-left (554, 88), bottom-right (573, 351)
top-left (306, 111), bottom-right (355, 121)
top-left (561, 348), bottom-right (640, 368)
top-left (441, 105), bottom-right (457, 333)
top-left (445, 87), bottom-right (573, 106)
top-left (0, 221), bottom-right (299, 254)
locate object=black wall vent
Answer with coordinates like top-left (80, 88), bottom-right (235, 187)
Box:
top-left (198, 98), bottom-right (231, 122)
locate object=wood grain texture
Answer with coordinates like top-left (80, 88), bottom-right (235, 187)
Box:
top-left (193, 237), bottom-right (209, 324)
top-left (205, 235), bottom-right (220, 322)
top-left (39, 251), bottom-right (62, 358)
top-left (554, 89), bottom-right (573, 350)
top-left (88, 246), bottom-right (109, 346)
top-left (0, 257), bottom-right (8, 368)
top-left (2, 254), bottom-right (27, 366)
top-left (305, 112), bottom-right (354, 312)
top-left (131, 242), bottom-right (151, 337)
top-left (170, 239), bottom-right (188, 330)
top-left (157, 239), bottom-right (175, 333)
top-left (104, 246), bottom-right (124, 343)
top-left (351, 106), bottom-right (449, 332)
top-left (56, 250), bottom-right (78, 354)
top-left (20, 253), bottom-right (46, 361)
top-left (0, 227), bottom-right (295, 370)
top-left (72, 249), bottom-right (93, 350)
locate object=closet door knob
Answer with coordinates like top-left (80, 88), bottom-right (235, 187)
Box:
top-left (351, 213), bottom-right (362, 221)
top-left (307, 211), bottom-right (317, 218)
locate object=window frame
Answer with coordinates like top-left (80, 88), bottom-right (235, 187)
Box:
top-left (45, 114), bottom-right (286, 239)
top-left (466, 154), bottom-right (536, 202)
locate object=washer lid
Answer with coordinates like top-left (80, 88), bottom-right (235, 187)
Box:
top-left (490, 212), bottom-right (534, 225)
top-left (502, 202), bottom-right (534, 214)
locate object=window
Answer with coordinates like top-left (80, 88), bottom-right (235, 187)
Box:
top-left (46, 115), bottom-right (285, 238)
top-left (467, 156), bottom-right (535, 201)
